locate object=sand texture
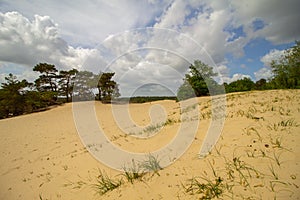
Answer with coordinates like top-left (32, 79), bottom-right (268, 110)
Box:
top-left (0, 90), bottom-right (299, 199)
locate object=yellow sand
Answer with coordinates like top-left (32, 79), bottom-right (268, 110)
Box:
top-left (0, 90), bottom-right (299, 199)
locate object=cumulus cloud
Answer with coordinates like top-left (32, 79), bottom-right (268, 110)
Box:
top-left (154, 1), bottom-right (234, 64)
top-left (214, 64), bottom-right (252, 84)
top-left (93, 29), bottom-right (194, 96)
top-left (0, 11), bottom-right (99, 71)
top-left (225, 73), bottom-right (252, 83)
top-left (260, 49), bottom-right (285, 67)
top-left (230, 0), bottom-right (300, 44)
top-left (0, 0), bottom-right (171, 46)
top-left (1, 0), bottom-right (300, 95)
top-left (0, 62), bottom-right (38, 83)
top-left (254, 67), bottom-right (273, 81)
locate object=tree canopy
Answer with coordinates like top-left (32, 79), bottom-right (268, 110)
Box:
top-left (224, 77), bottom-right (255, 93)
top-left (0, 74), bottom-right (29, 118)
top-left (177, 60), bottom-right (219, 100)
top-left (97, 72), bottom-right (120, 103)
top-left (270, 41), bottom-right (300, 89)
top-left (0, 41), bottom-right (299, 118)
top-left (0, 63), bottom-right (121, 119)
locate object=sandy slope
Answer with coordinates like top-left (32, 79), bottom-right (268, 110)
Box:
top-left (0, 90), bottom-right (299, 199)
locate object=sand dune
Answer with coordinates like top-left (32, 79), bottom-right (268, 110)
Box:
top-left (0, 90), bottom-right (299, 199)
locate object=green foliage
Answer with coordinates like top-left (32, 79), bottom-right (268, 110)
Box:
top-left (0, 62), bottom-right (121, 118)
top-left (270, 41), bottom-right (300, 89)
top-left (97, 72), bottom-right (120, 103)
top-left (58, 69), bottom-right (78, 102)
top-left (72, 70), bottom-right (99, 101)
top-left (121, 159), bottom-right (144, 184)
top-left (255, 78), bottom-right (268, 90)
top-left (140, 154), bottom-right (162, 176)
top-left (93, 170), bottom-right (122, 195)
top-left (177, 60), bottom-right (218, 100)
top-left (177, 80), bottom-right (196, 101)
top-left (184, 177), bottom-right (225, 199)
top-left (0, 74), bottom-right (29, 118)
top-left (225, 77), bottom-right (255, 93)
top-left (116, 96), bottom-right (177, 103)
top-left (33, 63), bottom-right (59, 100)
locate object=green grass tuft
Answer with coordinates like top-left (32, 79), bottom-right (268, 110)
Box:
top-left (93, 169), bottom-right (122, 195)
top-left (140, 154), bottom-right (162, 176)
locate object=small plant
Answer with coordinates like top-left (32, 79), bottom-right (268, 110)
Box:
top-left (267, 123), bottom-right (279, 131)
top-left (259, 149), bottom-right (266, 157)
top-left (243, 126), bottom-right (262, 141)
top-left (268, 164), bottom-right (279, 180)
top-left (270, 137), bottom-right (284, 149)
top-left (278, 118), bottom-right (299, 127)
top-left (225, 156), bottom-right (260, 187)
top-left (183, 176), bottom-right (225, 199)
top-left (140, 154), bottom-right (162, 176)
top-left (207, 159), bottom-right (218, 178)
top-left (272, 151), bottom-right (283, 167)
top-left (93, 170), bottom-right (122, 195)
top-left (122, 159), bottom-right (144, 184)
top-left (142, 123), bottom-right (163, 135)
top-left (164, 118), bottom-right (178, 126)
top-left (269, 180), bottom-right (288, 192)
top-left (63, 178), bottom-right (87, 190)
top-left (213, 145), bottom-right (223, 156)
top-left (181, 103), bottom-right (197, 113)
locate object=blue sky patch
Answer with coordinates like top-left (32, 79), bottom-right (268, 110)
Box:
top-left (225, 25), bottom-right (246, 42)
top-left (252, 18), bottom-right (265, 32)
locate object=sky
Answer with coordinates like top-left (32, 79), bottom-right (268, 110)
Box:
top-left (0, 0), bottom-right (299, 96)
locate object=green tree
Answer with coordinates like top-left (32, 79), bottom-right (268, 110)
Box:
top-left (177, 60), bottom-right (218, 100)
top-left (0, 74), bottom-right (29, 118)
top-left (97, 72), bottom-right (120, 103)
top-left (255, 78), bottom-right (268, 90)
top-left (177, 80), bottom-right (195, 101)
top-left (225, 77), bottom-right (255, 93)
top-left (72, 71), bottom-right (98, 101)
top-left (270, 41), bottom-right (300, 89)
top-left (58, 69), bottom-right (78, 102)
top-left (33, 63), bottom-right (59, 101)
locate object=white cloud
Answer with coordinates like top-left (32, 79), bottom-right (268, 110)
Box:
top-left (230, 0), bottom-right (300, 44)
top-left (157, 1), bottom-right (234, 64)
top-left (0, 62), bottom-right (39, 84)
top-left (213, 64), bottom-right (252, 84)
top-left (260, 49), bottom-right (285, 67)
top-left (226, 73), bottom-right (252, 83)
top-left (0, 0), bottom-right (171, 46)
top-left (0, 11), bottom-right (99, 71)
top-left (254, 67), bottom-right (272, 81)
top-left (1, 0), bottom-right (300, 95)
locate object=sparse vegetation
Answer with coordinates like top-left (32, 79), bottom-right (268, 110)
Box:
top-left (140, 154), bottom-right (162, 176)
top-left (183, 176), bottom-right (225, 199)
top-left (182, 90), bottom-right (299, 199)
top-left (121, 159), bottom-right (144, 184)
top-left (92, 170), bottom-right (123, 195)
top-left (75, 155), bottom-right (164, 196)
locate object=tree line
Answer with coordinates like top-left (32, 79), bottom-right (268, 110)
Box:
top-left (0, 63), bottom-right (120, 119)
top-left (177, 41), bottom-right (300, 100)
top-left (0, 41), bottom-right (299, 119)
